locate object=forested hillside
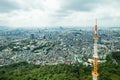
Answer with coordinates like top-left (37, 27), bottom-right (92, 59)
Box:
top-left (0, 52), bottom-right (120, 80)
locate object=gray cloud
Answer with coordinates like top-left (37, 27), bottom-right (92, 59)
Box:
top-left (51, 0), bottom-right (101, 19)
top-left (0, 0), bottom-right (120, 27)
top-left (61, 0), bottom-right (120, 12)
top-left (51, 10), bottom-right (71, 17)
top-left (0, 0), bottom-right (19, 13)
top-left (61, 0), bottom-right (100, 11)
top-left (0, 0), bottom-right (120, 13)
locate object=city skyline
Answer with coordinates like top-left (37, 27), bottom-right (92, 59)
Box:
top-left (0, 0), bottom-right (120, 28)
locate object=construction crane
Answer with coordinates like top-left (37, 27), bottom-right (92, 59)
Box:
top-left (92, 19), bottom-right (99, 80)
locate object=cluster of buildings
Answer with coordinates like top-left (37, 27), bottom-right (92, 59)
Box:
top-left (0, 27), bottom-right (120, 66)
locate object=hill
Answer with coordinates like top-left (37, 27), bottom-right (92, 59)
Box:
top-left (0, 52), bottom-right (120, 80)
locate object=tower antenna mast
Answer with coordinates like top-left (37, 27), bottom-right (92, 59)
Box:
top-left (92, 19), bottom-right (99, 80)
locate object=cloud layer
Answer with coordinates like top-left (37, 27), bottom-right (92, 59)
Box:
top-left (0, 0), bottom-right (120, 28)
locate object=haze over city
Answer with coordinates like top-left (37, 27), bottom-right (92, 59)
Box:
top-left (0, 0), bottom-right (120, 28)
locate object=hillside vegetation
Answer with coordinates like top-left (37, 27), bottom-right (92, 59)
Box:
top-left (0, 52), bottom-right (120, 80)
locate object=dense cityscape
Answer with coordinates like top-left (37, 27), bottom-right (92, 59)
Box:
top-left (0, 0), bottom-right (120, 80)
top-left (0, 26), bottom-right (120, 66)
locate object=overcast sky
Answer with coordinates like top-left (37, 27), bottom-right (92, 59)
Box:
top-left (0, 0), bottom-right (120, 28)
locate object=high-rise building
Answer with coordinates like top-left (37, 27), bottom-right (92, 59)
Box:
top-left (30, 34), bottom-right (35, 39)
